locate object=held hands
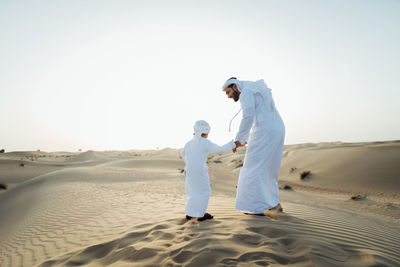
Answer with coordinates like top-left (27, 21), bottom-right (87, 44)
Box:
top-left (232, 141), bottom-right (247, 153)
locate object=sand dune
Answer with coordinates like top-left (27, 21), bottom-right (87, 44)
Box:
top-left (36, 202), bottom-right (400, 267)
top-left (279, 141), bottom-right (400, 197)
top-left (0, 141), bottom-right (399, 266)
top-left (65, 150), bottom-right (107, 163)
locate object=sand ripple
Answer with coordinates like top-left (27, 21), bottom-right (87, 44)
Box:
top-left (34, 202), bottom-right (400, 267)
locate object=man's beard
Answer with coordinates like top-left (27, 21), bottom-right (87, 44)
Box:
top-left (233, 90), bottom-right (240, 102)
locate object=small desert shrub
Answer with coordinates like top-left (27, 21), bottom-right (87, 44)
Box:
top-left (213, 160), bottom-right (222, 163)
top-left (0, 149), bottom-right (5, 153)
top-left (231, 158), bottom-right (243, 168)
top-left (19, 163), bottom-right (24, 167)
top-left (351, 194), bottom-right (365, 201)
top-left (235, 162), bottom-right (243, 168)
top-left (0, 183), bottom-right (7, 190)
top-left (290, 167), bottom-right (297, 173)
top-left (178, 168), bottom-right (185, 173)
top-left (282, 185), bottom-right (293, 190)
top-left (300, 171), bottom-right (311, 180)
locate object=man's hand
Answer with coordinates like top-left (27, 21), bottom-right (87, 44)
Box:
top-left (235, 141), bottom-right (247, 147)
top-left (232, 141), bottom-right (247, 153)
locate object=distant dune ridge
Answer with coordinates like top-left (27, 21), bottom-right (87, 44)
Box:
top-left (0, 141), bottom-right (399, 266)
top-left (280, 141), bottom-right (400, 196)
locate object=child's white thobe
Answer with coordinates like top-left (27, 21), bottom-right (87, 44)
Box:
top-left (181, 137), bottom-right (235, 217)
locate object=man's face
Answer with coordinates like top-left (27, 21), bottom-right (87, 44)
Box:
top-left (224, 85), bottom-right (240, 102)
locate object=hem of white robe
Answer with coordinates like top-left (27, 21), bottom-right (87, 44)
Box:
top-left (186, 211), bottom-right (207, 217)
top-left (235, 201), bottom-right (280, 214)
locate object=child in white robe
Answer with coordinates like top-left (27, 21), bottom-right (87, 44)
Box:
top-left (181, 120), bottom-right (236, 221)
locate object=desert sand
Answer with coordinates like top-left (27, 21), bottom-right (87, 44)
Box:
top-left (0, 141), bottom-right (399, 266)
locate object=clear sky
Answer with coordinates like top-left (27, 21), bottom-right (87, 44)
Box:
top-left (1, 0), bottom-right (399, 152)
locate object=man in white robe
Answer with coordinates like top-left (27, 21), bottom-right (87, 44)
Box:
top-left (222, 77), bottom-right (285, 214)
top-left (181, 120), bottom-right (236, 221)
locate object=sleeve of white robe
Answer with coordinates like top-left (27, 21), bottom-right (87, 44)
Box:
top-left (235, 89), bottom-right (255, 144)
top-left (206, 140), bottom-right (236, 154)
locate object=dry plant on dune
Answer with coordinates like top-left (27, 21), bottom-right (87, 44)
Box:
top-left (0, 183), bottom-right (7, 190)
top-left (351, 194), bottom-right (366, 201)
top-left (300, 171), bottom-right (311, 180)
top-left (231, 158), bottom-right (244, 168)
top-left (235, 161), bottom-right (243, 168)
top-left (0, 149), bottom-right (5, 153)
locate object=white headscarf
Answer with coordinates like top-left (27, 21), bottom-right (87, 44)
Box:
top-left (193, 120), bottom-right (210, 138)
top-left (221, 77), bottom-right (243, 92)
top-left (221, 77), bottom-right (275, 131)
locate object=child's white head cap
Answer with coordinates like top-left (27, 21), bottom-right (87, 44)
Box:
top-left (194, 120), bottom-right (210, 137)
